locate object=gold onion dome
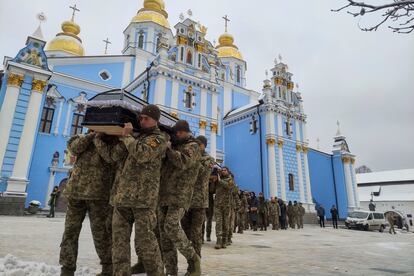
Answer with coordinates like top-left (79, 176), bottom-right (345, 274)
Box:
top-left (46, 19), bottom-right (84, 56)
top-left (216, 33), bottom-right (243, 60)
top-left (131, 0), bottom-right (170, 29)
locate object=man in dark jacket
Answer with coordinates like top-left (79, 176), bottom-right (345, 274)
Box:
top-left (279, 200), bottom-right (287, 230)
top-left (317, 205), bottom-right (326, 228)
top-left (249, 192), bottom-right (259, 231)
top-left (330, 205), bottom-right (339, 229)
top-left (257, 193), bottom-right (268, 231)
top-left (158, 120), bottom-right (202, 276)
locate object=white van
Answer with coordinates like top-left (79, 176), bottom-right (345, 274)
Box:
top-left (345, 210), bottom-right (387, 232)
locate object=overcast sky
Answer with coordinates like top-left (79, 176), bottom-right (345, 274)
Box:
top-left (0, 0), bottom-right (413, 171)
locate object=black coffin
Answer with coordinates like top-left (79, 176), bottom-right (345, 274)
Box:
top-left (82, 89), bottom-right (177, 135)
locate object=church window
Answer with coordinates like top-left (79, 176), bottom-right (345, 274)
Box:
top-left (184, 86), bottom-right (194, 109)
top-left (70, 113), bottom-right (84, 136)
top-left (250, 116), bottom-right (258, 134)
top-left (39, 107), bottom-right (55, 134)
top-left (186, 50), bottom-right (193, 65)
top-left (99, 70), bottom-right (111, 81)
top-left (236, 66), bottom-right (241, 84)
top-left (180, 47), bottom-right (184, 61)
top-left (156, 36), bottom-right (160, 53)
top-left (198, 54), bottom-right (201, 68)
top-left (288, 174), bottom-right (295, 191)
top-left (138, 32), bottom-right (144, 49)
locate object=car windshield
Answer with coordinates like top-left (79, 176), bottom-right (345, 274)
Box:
top-left (349, 211), bottom-right (368, 219)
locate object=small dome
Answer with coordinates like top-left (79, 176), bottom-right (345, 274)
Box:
top-left (216, 33), bottom-right (243, 60)
top-left (132, 0), bottom-right (170, 29)
top-left (46, 19), bottom-right (84, 56)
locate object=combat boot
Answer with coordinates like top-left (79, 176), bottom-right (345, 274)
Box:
top-left (215, 237), bottom-right (222, 249)
top-left (226, 238), bottom-right (232, 246)
top-left (185, 254), bottom-right (201, 276)
top-left (131, 261), bottom-right (145, 274)
top-left (60, 266), bottom-right (75, 276)
top-left (221, 237), bottom-right (227, 249)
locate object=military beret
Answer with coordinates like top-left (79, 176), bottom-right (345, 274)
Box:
top-left (141, 104), bottom-right (161, 121)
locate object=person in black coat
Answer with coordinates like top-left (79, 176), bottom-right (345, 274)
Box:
top-left (317, 205), bottom-right (325, 228)
top-left (249, 192), bottom-right (259, 231)
top-left (279, 199), bottom-right (287, 230)
top-left (47, 186), bottom-right (60, 218)
top-left (330, 205), bottom-right (339, 229)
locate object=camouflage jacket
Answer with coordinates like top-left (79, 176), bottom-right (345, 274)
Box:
top-left (190, 151), bottom-right (214, 209)
top-left (293, 205), bottom-right (300, 216)
top-left (64, 133), bottom-right (112, 201)
top-left (93, 136), bottom-right (128, 206)
top-left (110, 127), bottom-right (168, 208)
top-left (159, 136), bottom-right (201, 210)
top-left (269, 201), bottom-right (280, 216)
top-left (299, 205), bottom-right (306, 216)
top-left (239, 194), bottom-right (248, 213)
top-left (232, 185), bottom-right (241, 211)
top-left (287, 204), bottom-right (294, 216)
top-left (214, 175), bottom-right (233, 209)
top-left (258, 197), bottom-right (268, 214)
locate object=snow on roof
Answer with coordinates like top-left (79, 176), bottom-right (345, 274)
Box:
top-left (356, 169), bottom-right (414, 184)
top-left (358, 184), bottom-right (414, 202)
top-left (225, 102), bottom-right (259, 118)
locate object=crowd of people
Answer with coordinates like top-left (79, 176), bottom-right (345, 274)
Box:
top-left (57, 104), bottom-right (315, 276)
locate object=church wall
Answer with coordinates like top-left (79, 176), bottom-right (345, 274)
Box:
top-left (164, 79), bottom-right (172, 107)
top-left (332, 154), bottom-right (349, 218)
top-left (224, 116), bottom-right (263, 193)
top-left (53, 62), bottom-right (125, 87)
top-left (231, 90), bottom-right (249, 110)
top-left (206, 92), bottom-right (212, 118)
top-left (282, 140), bottom-right (301, 203)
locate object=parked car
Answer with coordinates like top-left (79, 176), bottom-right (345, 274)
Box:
top-left (345, 210), bottom-right (387, 232)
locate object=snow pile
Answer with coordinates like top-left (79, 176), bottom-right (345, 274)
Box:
top-left (0, 254), bottom-right (97, 276)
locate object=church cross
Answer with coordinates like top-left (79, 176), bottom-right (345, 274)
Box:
top-left (222, 15), bottom-right (230, 32)
top-left (69, 4), bottom-right (80, 21)
top-left (103, 38), bottom-right (111, 54)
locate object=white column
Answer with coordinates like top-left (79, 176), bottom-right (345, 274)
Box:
top-left (63, 104), bottom-right (73, 136)
top-left (277, 113), bottom-right (286, 200)
top-left (295, 121), bottom-right (305, 203)
top-left (265, 109), bottom-right (278, 198)
top-left (199, 88), bottom-right (207, 136)
top-left (0, 74), bottom-right (24, 170)
top-left (210, 93), bottom-right (218, 159)
top-left (134, 57), bottom-right (147, 78)
top-left (350, 161), bottom-right (360, 208)
top-left (303, 149), bottom-right (313, 203)
top-left (122, 59), bottom-right (132, 87)
top-left (171, 80), bottom-right (179, 110)
top-left (11, 79), bottom-right (47, 182)
top-left (223, 83), bottom-right (232, 115)
top-left (44, 170), bottom-right (56, 209)
top-left (154, 77), bottom-right (166, 106)
top-left (343, 157), bottom-right (356, 209)
top-left (53, 100), bottom-right (64, 136)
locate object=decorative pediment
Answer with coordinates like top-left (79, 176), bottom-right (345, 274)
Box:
top-left (69, 92), bottom-right (88, 113)
top-left (13, 37), bottom-right (49, 71)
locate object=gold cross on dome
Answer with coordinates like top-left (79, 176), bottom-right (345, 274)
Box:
top-left (69, 4), bottom-right (80, 21)
top-left (222, 15), bottom-right (230, 32)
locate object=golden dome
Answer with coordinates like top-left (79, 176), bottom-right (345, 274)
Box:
top-left (216, 33), bottom-right (243, 60)
top-left (46, 20), bottom-right (84, 56)
top-left (131, 0), bottom-right (170, 29)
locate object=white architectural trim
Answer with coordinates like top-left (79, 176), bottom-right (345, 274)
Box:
top-left (63, 104), bottom-right (72, 137)
top-left (54, 100), bottom-right (64, 136)
top-left (350, 163), bottom-right (360, 208)
top-left (303, 152), bottom-right (313, 203)
top-left (170, 80), bottom-right (179, 110)
top-left (223, 83), bottom-right (232, 115)
top-left (296, 149), bottom-right (305, 203)
top-left (344, 159), bottom-right (356, 209)
top-left (122, 59), bottom-right (132, 86)
top-left (278, 146), bottom-right (286, 201)
top-left (154, 76), bottom-right (166, 105)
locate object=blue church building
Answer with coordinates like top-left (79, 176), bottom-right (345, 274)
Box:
top-left (0, 0), bottom-right (360, 219)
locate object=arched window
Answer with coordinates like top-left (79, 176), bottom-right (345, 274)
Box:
top-left (198, 53), bottom-right (201, 68)
top-left (184, 86), bottom-right (193, 109)
top-left (180, 47), bottom-right (184, 61)
top-left (288, 174), bottom-right (295, 191)
top-left (186, 50), bottom-right (193, 65)
top-left (138, 32), bottom-right (144, 49)
top-left (236, 66), bottom-right (241, 84)
top-left (156, 36), bottom-right (160, 53)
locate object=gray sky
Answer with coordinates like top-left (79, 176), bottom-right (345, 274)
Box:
top-left (1, 0), bottom-right (413, 171)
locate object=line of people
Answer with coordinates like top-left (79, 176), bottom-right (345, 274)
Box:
top-left (59, 105), bottom-right (215, 276)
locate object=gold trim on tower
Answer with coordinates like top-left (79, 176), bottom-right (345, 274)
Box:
top-left (296, 144), bottom-right (302, 152)
top-left (302, 146), bottom-right (309, 154)
top-left (277, 138), bottom-right (284, 148)
top-left (31, 79), bottom-right (48, 93)
top-left (351, 158), bottom-right (356, 165)
top-left (170, 112), bottom-right (178, 118)
top-left (177, 36), bottom-right (188, 45)
top-left (210, 122), bottom-right (218, 133)
top-left (199, 120), bottom-right (207, 129)
top-left (7, 73), bottom-right (25, 87)
top-left (266, 138), bottom-right (276, 145)
top-left (342, 156), bottom-right (351, 163)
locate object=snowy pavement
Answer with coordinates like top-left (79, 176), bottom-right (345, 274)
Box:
top-left (1, 215), bottom-right (413, 275)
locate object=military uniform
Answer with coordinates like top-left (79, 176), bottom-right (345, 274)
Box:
top-left (110, 126), bottom-right (168, 276)
top-left (293, 202), bottom-right (300, 229)
top-left (214, 175), bottom-right (233, 248)
top-left (257, 195), bottom-right (268, 231)
top-left (205, 178), bottom-right (216, 241)
top-left (269, 200), bottom-right (280, 230)
top-left (237, 193), bottom-right (248, 233)
top-left (59, 133), bottom-right (113, 276)
top-left (158, 136), bottom-right (201, 275)
top-left (287, 202), bottom-right (295, 229)
top-left (181, 151), bottom-right (214, 257)
top-left (227, 183), bottom-right (239, 244)
top-left (298, 204), bottom-right (306, 228)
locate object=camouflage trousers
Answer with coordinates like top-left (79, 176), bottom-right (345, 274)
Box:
top-left (288, 215), bottom-right (296, 229)
top-left (181, 208), bottom-right (206, 257)
top-left (237, 211), bottom-right (245, 232)
top-left (112, 206), bottom-right (164, 276)
top-left (59, 199), bottom-right (112, 272)
top-left (158, 206), bottom-right (197, 275)
top-left (205, 205), bottom-right (214, 239)
top-left (228, 209), bottom-right (235, 238)
top-left (258, 212), bottom-right (268, 230)
top-left (270, 214), bottom-right (280, 230)
top-left (215, 205), bottom-right (230, 239)
top-left (297, 215), bottom-right (303, 229)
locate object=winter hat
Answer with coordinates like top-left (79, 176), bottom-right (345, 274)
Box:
top-left (141, 104), bottom-right (161, 121)
top-left (196, 135), bottom-right (208, 147)
top-left (173, 120), bottom-right (190, 132)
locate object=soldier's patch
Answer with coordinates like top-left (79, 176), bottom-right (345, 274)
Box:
top-left (147, 138), bottom-right (160, 148)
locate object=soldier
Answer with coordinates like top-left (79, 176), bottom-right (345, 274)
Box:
top-left (110, 104), bottom-right (168, 276)
top-left (59, 131), bottom-right (113, 276)
top-left (158, 120), bottom-right (202, 276)
top-left (287, 201), bottom-right (295, 229)
top-left (227, 175), bottom-right (239, 245)
top-left (279, 200), bottom-right (287, 230)
top-left (387, 213), bottom-right (397, 234)
top-left (257, 193), bottom-right (268, 231)
top-left (181, 135), bottom-right (214, 259)
top-left (214, 167), bottom-right (233, 249)
top-left (236, 190), bottom-right (248, 234)
top-left (205, 170), bottom-right (218, 242)
top-left (249, 192), bottom-right (259, 231)
top-left (298, 202), bottom-right (306, 229)
top-left (269, 197), bottom-right (280, 230)
top-left (293, 201), bottom-right (300, 229)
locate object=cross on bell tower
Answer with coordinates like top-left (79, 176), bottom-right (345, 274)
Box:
top-left (103, 38), bottom-right (111, 55)
top-left (69, 4), bottom-right (80, 21)
top-left (222, 15), bottom-right (230, 32)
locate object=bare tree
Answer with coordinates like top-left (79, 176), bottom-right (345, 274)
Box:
top-left (332, 0), bottom-right (414, 33)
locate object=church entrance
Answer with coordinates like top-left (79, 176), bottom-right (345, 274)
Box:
top-left (55, 178), bottom-right (68, 212)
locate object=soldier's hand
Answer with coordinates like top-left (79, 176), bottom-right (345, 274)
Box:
top-left (122, 122), bottom-right (134, 136)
